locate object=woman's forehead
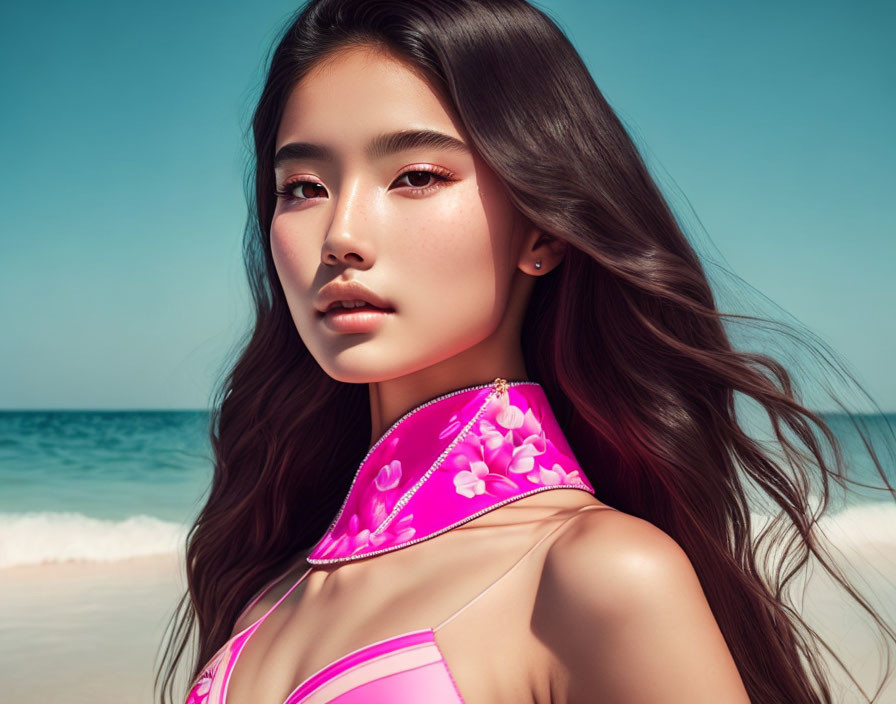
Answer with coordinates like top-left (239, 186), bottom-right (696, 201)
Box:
top-left (275, 47), bottom-right (465, 152)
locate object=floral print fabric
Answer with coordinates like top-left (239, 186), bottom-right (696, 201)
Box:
top-left (307, 382), bottom-right (594, 563)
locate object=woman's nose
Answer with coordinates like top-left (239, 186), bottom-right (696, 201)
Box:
top-left (320, 180), bottom-right (377, 267)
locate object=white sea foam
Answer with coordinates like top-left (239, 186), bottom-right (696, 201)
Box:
top-left (0, 511), bottom-right (187, 568)
top-left (810, 501), bottom-right (896, 548)
top-left (747, 501), bottom-right (896, 593)
top-left (750, 500), bottom-right (896, 545)
top-left (0, 502), bottom-right (893, 569)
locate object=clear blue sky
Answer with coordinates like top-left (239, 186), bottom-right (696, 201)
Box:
top-left (1, 1), bottom-right (893, 411)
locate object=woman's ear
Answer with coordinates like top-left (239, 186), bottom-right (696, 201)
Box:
top-left (519, 229), bottom-right (568, 276)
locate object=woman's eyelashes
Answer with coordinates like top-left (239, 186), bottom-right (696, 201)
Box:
top-left (273, 166), bottom-right (456, 202)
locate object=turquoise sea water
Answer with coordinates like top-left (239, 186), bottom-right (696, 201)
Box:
top-left (0, 410), bottom-right (893, 568)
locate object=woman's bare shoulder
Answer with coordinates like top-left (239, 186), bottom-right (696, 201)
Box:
top-left (536, 508), bottom-right (750, 703)
top-left (540, 505), bottom-right (702, 620)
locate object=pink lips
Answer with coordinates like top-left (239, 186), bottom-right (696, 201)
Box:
top-left (320, 305), bottom-right (394, 333)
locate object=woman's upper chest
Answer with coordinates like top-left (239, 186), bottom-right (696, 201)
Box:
top-left (223, 518), bottom-right (561, 704)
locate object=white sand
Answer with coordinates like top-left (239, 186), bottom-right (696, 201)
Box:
top-left (793, 538), bottom-right (896, 703)
top-left (1, 543), bottom-right (894, 703)
top-left (0, 554), bottom-right (188, 704)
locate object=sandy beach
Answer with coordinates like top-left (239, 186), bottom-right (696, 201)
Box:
top-left (0, 553), bottom-right (189, 704)
top-left (1, 540), bottom-right (895, 703)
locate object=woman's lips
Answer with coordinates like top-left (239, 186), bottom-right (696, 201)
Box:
top-left (318, 305), bottom-right (395, 333)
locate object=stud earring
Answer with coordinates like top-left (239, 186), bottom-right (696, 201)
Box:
top-left (534, 259), bottom-right (542, 270)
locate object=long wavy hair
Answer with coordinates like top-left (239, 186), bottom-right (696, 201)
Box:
top-left (156, 1), bottom-right (896, 702)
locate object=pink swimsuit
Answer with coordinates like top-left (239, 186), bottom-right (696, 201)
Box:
top-left (184, 379), bottom-right (607, 704)
top-left (186, 504), bottom-right (607, 704)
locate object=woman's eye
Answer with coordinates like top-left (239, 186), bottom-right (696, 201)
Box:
top-left (274, 181), bottom-right (326, 201)
top-left (394, 170), bottom-right (444, 189)
top-left (273, 168), bottom-right (454, 202)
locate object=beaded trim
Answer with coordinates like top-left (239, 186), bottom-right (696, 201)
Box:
top-left (372, 381), bottom-right (504, 536)
top-left (306, 483), bottom-right (594, 564)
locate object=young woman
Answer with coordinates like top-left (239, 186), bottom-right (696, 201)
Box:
top-left (158, 1), bottom-right (896, 703)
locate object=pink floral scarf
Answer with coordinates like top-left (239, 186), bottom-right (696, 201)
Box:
top-left (307, 378), bottom-right (595, 564)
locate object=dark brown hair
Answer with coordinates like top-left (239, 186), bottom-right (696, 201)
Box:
top-left (156, 1), bottom-right (896, 701)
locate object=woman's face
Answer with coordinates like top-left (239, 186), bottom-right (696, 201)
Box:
top-left (271, 45), bottom-right (535, 384)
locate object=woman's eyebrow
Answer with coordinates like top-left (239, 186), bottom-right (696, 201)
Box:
top-left (273, 129), bottom-right (470, 169)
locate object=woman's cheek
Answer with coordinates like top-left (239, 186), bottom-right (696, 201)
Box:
top-left (394, 241), bottom-right (501, 352)
top-left (270, 221), bottom-right (313, 291)
top-left (269, 221), bottom-right (290, 279)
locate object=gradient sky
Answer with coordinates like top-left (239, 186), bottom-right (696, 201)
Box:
top-left (1, 0), bottom-right (893, 411)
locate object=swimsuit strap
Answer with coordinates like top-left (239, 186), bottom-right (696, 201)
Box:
top-left (235, 505), bottom-right (615, 633)
top-left (235, 563), bottom-right (314, 627)
top-left (433, 504), bottom-right (615, 633)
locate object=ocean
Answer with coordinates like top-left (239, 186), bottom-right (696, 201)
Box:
top-left (0, 410), bottom-right (209, 568)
